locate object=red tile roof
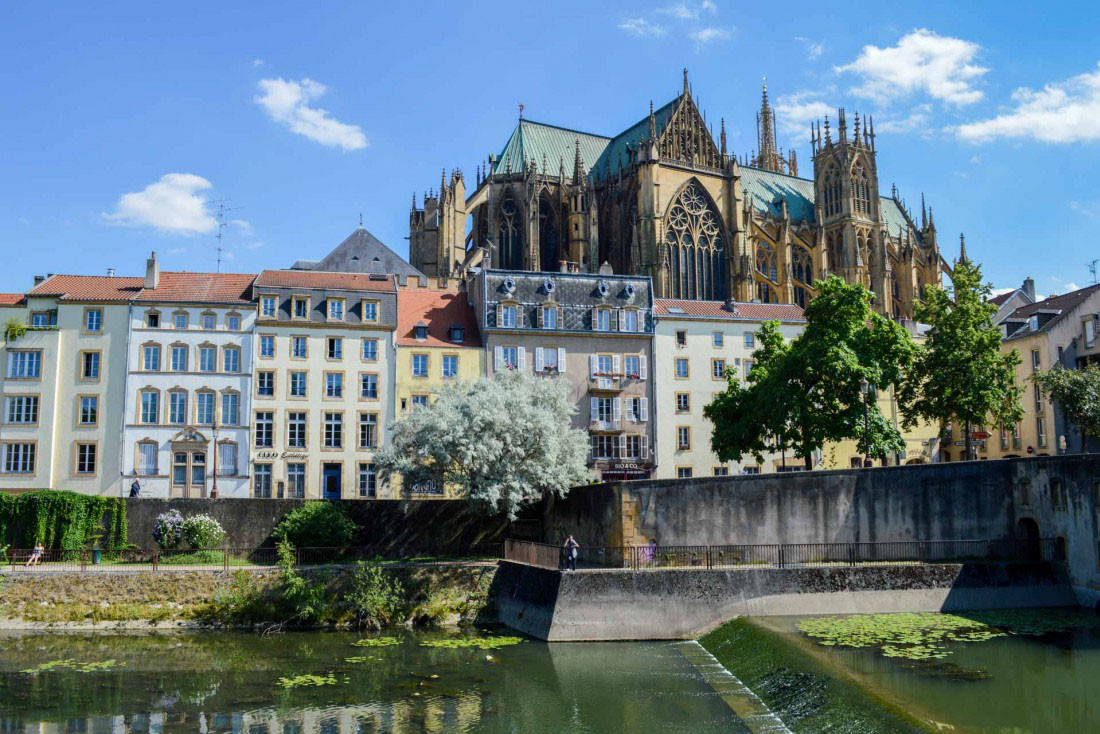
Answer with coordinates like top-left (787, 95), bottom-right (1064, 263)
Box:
top-left (136, 272), bottom-right (255, 304)
top-left (0, 293), bottom-right (26, 306)
top-left (396, 289), bottom-right (481, 347)
top-left (28, 275), bottom-right (145, 302)
top-left (255, 270), bottom-right (396, 291)
top-left (655, 299), bottom-right (805, 321)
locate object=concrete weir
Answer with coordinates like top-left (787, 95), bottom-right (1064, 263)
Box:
top-left (494, 560), bottom-right (1077, 641)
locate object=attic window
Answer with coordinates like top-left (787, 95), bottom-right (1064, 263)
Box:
top-left (623, 284), bottom-right (636, 299)
top-left (414, 323), bottom-right (429, 341)
top-left (1029, 315), bottom-right (1039, 332)
top-left (368, 274), bottom-right (388, 281)
top-left (449, 326), bottom-right (465, 343)
top-left (667, 307), bottom-right (685, 314)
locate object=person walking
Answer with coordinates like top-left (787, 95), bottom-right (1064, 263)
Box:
top-left (129, 479), bottom-right (141, 498)
top-left (563, 535), bottom-right (579, 571)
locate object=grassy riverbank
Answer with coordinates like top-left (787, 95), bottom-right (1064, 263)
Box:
top-left (0, 563), bottom-right (497, 628)
top-left (699, 617), bottom-right (932, 733)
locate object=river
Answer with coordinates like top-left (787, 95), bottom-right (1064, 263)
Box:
top-left (0, 629), bottom-right (748, 733)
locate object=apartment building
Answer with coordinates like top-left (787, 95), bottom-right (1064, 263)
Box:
top-left (251, 270), bottom-right (397, 500)
top-left (121, 255), bottom-right (257, 497)
top-left (392, 283), bottom-right (483, 496)
top-left (652, 299), bottom-right (806, 477)
top-left (470, 269), bottom-right (656, 481)
top-left (965, 284), bottom-right (1100, 461)
top-left (0, 274), bottom-right (140, 494)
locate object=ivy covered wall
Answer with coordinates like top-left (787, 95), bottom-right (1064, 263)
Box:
top-left (0, 491), bottom-right (127, 550)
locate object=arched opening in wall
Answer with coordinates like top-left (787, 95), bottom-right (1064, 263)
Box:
top-left (849, 456), bottom-right (862, 468)
top-left (538, 195), bottom-right (560, 273)
top-left (791, 245), bottom-right (813, 307)
top-left (497, 195), bottom-right (523, 270)
top-left (905, 457), bottom-right (926, 465)
top-left (1015, 517), bottom-right (1041, 560)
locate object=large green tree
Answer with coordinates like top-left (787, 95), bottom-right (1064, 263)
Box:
top-left (706, 276), bottom-right (916, 469)
top-left (897, 258), bottom-right (1023, 460)
top-left (1033, 364), bottom-right (1100, 452)
top-left (375, 370), bottom-right (591, 519)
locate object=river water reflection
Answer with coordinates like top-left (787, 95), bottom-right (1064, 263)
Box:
top-left (0, 630), bottom-right (747, 733)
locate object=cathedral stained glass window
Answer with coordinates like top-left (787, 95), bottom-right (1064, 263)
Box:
top-left (497, 196), bottom-right (523, 270)
top-left (663, 182), bottom-right (726, 300)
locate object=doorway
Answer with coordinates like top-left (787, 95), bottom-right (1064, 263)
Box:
top-left (1016, 517), bottom-right (1041, 560)
top-left (322, 463), bottom-right (342, 500)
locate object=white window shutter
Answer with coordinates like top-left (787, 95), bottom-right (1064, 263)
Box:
top-left (612, 309), bottom-right (621, 332)
top-left (641, 435), bottom-right (650, 459)
top-left (558, 347), bottom-right (567, 373)
top-left (612, 354), bottom-right (622, 375)
top-left (640, 397), bottom-right (649, 421)
top-left (613, 397), bottom-right (621, 423)
top-left (639, 355), bottom-right (648, 380)
top-left (591, 308), bottom-right (598, 331)
top-left (534, 347), bottom-right (544, 372)
top-left (556, 306), bottom-right (563, 328)
top-left (536, 306), bottom-right (544, 328)
top-left (589, 355), bottom-right (597, 378)
top-left (494, 345), bottom-right (503, 371)
top-left (636, 310), bottom-right (645, 332)
top-left (589, 434), bottom-right (597, 458)
top-left (517, 346), bottom-right (526, 370)
top-left (590, 397), bottom-right (598, 421)
top-left (496, 304), bottom-right (502, 326)
top-left (618, 435), bottom-right (626, 458)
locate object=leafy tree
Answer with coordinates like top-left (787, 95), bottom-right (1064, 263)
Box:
top-left (898, 258), bottom-right (1023, 460)
top-left (272, 501), bottom-right (358, 549)
top-left (706, 276), bottom-right (916, 469)
top-left (376, 370), bottom-right (591, 519)
top-left (1033, 364), bottom-right (1100, 451)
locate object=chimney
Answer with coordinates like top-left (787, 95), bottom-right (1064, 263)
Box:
top-left (106, 268), bottom-right (116, 277)
top-left (33, 275), bottom-right (45, 287)
top-left (145, 251), bottom-right (159, 289)
top-left (1022, 277), bottom-right (1036, 301)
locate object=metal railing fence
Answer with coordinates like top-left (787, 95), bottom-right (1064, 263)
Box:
top-left (502, 537), bottom-right (1064, 571)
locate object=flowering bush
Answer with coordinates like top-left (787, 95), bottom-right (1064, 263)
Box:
top-left (182, 514), bottom-right (226, 550)
top-left (152, 510), bottom-right (185, 549)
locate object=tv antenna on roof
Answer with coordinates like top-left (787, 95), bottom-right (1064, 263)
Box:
top-left (1089, 258), bottom-right (1099, 285)
top-left (207, 201), bottom-right (244, 273)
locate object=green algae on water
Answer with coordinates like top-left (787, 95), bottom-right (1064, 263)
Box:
top-left (276, 673), bottom-right (339, 688)
top-left (351, 637), bottom-right (401, 648)
top-left (21, 659), bottom-right (125, 674)
top-left (799, 609), bottom-right (1100, 661)
top-left (420, 636), bottom-right (524, 650)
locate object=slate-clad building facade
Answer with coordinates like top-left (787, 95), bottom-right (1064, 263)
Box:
top-left (470, 268), bottom-right (657, 480)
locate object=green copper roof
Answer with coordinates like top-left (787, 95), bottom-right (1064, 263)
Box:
top-left (592, 97), bottom-right (679, 180)
top-left (494, 120), bottom-right (610, 179)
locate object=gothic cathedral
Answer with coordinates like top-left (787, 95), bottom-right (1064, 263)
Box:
top-left (410, 70), bottom-right (942, 319)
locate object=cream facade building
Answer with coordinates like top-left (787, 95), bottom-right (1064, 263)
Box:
top-left (251, 270), bottom-right (398, 500)
top-left (121, 255), bottom-right (257, 498)
top-left (0, 275), bottom-right (138, 494)
top-left (652, 299), bottom-right (806, 477)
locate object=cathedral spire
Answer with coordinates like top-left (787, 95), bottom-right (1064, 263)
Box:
top-left (754, 78), bottom-right (783, 173)
top-left (720, 117), bottom-right (727, 157)
top-left (921, 193), bottom-right (927, 229)
top-left (958, 233), bottom-right (968, 264)
top-left (648, 100), bottom-right (656, 140)
top-left (572, 138), bottom-right (584, 185)
top-left (683, 68), bottom-right (690, 98)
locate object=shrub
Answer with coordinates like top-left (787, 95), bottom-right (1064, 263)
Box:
top-left (152, 510), bottom-right (185, 549)
top-left (272, 502), bottom-right (357, 549)
top-left (346, 562), bottom-right (405, 629)
top-left (182, 514), bottom-right (226, 550)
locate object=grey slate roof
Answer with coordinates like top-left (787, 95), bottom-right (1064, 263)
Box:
top-left (291, 227), bottom-right (424, 278)
top-left (480, 269), bottom-right (654, 332)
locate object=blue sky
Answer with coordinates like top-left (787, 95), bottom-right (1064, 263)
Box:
top-left (2, 1), bottom-right (1098, 297)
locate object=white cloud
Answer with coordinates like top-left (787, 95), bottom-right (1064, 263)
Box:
top-left (835, 29), bottom-right (987, 106)
top-left (689, 26), bottom-right (731, 45)
top-left (775, 91), bottom-right (833, 135)
top-left (659, 1), bottom-right (700, 19)
top-left (874, 104), bottom-right (932, 134)
top-left (1049, 276), bottom-right (1082, 293)
top-left (1069, 200), bottom-right (1099, 218)
top-left (255, 77), bottom-right (368, 151)
top-left (251, 58), bottom-right (265, 68)
top-left (103, 174), bottom-right (217, 235)
top-left (619, 17), bottom-right (667, 37)
top-left (230, 218), bottom-right (253, 236)
top-left (702, 0), bottom-right (717, 12)
top-left (954, 62), bottom-right (1100, 144)
top-left (794, 36), bottom-right (824, 60)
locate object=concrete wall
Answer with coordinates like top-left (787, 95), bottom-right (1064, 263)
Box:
top-left (124, 497), bottom-right (530, 551)
top-left (495, 560), bottom-right (1077, 641)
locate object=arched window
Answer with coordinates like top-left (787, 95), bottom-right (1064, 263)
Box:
top-left (663, 182), bottom-right (727, 300)
top-left (791, 246), bottom-right (813, 308)
top-left (497, 195), bottom-right (523, 270)
top-left (823, 165), bottom-right (842, 217)
top-left (755, 281), bottom-right (775, 303)
top-left (755, 242), bottom-right (778, 281)
top-left (851, 162), bottom-right (870, 215)
top-left (538, 195), bottom-right (560, 272)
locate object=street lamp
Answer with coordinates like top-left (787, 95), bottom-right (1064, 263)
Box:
top-left (860, 378), bottom-right (873, 468)
top-left (210, 417), bottom-right (219, 499)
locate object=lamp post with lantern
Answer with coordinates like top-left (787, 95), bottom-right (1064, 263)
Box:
top-left (860, 378), bottom-right (873, 468)
top-left (210, 417), bottom-right (219, 499)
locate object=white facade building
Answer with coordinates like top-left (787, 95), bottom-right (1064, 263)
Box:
top-left (653, 299), bottom-right (806, 478)
top-left (121, 255), bottom-right (257, 498)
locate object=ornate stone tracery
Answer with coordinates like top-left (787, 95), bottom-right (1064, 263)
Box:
top-left (663, 182), bottom-right (726, 300)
